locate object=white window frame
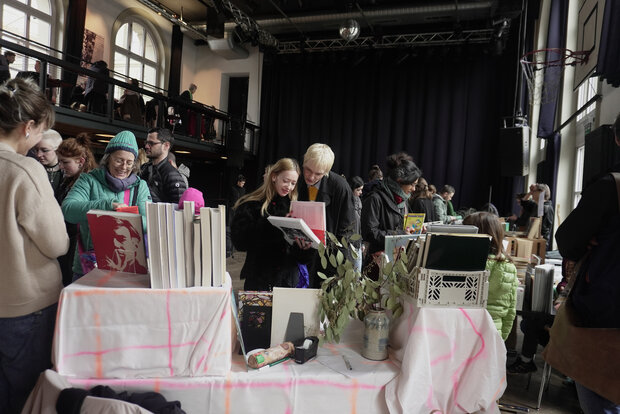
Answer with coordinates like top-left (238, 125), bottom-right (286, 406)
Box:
top-left (112, 17), bottom-right (162, 100)
top-left (0, 0), bottom-right (57, 75)
top-left (573, 145), bottom-right (585, 208)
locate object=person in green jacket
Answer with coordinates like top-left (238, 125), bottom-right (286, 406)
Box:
top-left (62, 130), bottom-right (151, 281)
top-left (464, 211), bottom-right (518, 340)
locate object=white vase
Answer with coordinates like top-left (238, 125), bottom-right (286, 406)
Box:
top-left (362, 309), bottom-right (389, 360)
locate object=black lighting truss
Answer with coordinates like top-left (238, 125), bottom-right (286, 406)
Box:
top-left (277, 29), bottom-right (495, 54)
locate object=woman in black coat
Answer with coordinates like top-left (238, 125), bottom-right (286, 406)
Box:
top-left (361, 152), bottom-right (422, 258)
top-left (408, 177), bottom-right (438, 222)
top-left (231, 158), bottom-right (313, 290)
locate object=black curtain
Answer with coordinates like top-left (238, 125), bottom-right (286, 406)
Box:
top-left (595, 0), bottom-right (620, 86)
top-left (259, 46), bottom-right (518, 212)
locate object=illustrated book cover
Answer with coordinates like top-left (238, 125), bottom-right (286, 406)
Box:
top-left (403, 213), bottom-right (425, 234)
top-left (267, 216), bottom-right (322, 249)
top-left (290, 200), bottom-right (326, 244)
top-left (87, 209), bottom-right (147, 274)
top-left (238, 291), bottom-right (273, 351)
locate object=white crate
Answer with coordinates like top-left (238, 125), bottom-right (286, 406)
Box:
top-left (405, 268), bottom-right (489, 308)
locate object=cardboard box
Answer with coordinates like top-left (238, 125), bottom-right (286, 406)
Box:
top-left (505, 236), bottom-right (546, 263)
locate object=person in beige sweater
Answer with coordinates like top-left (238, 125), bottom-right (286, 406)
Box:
top-left (0, 77), bottom-right (69, 414)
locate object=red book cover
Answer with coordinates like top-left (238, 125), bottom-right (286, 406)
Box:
top-left (290, 201), bottom-right (326, 244)
top-left (87, 210), bottom-right (148, 274)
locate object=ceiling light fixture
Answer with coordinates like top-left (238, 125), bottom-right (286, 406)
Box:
top-left (339, 19), bottom-right (360, 42)
top-left (95, 133), bottom-right (115, 138)
top-left (97, 139), bottom-right (110, 143)
top-left (175, 150), bottom-right (191, 154)
top-left (221, 156), bottom-right (228, 160)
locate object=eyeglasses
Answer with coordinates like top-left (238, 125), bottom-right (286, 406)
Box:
top-left (110, 157), bottom-right (134, 168)
top-left (144, 141), bottom-right (163, 147)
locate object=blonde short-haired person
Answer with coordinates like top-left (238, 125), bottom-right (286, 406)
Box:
top-left (0, 78), bottom-right (69, 413)
top-left (297, 143), bottom-right (357, 286)
top-left (298, 143), bottom-right (356, 240)
top-left (231, 158), bottom-right (314, 290)
top-left (62, 131), bottom-right (151, 280)
top-left (33, 128), bottom-right (63, 196)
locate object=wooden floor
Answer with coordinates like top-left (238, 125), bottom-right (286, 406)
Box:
top-left (226, 252), bottom-right (582, 413)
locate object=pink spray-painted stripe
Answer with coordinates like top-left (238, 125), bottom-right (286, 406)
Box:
top-left (64, 340), bottom-right (203, 359)
top-left (166, 290), bottom-right (174, 376)
top-left (450, 308), bottom-right (486, 413)
top-left (70, 376), bottom-right (385, 391)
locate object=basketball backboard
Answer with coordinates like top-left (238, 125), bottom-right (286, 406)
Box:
top-left (574, 0), bottom-right (606, 89)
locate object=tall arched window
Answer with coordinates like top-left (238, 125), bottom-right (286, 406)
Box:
top-left (113, 20), bottom-right (160, 99)
top-left (0, 0), bottom-right (55, 76)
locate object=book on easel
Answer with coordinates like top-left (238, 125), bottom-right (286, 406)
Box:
top-left (86, 209), bottom-right (148, 274)
top-left (385, 234), bottom-right (419, 263)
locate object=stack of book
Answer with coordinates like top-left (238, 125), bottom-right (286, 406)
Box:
top-left (145, 201), bottom-right (227, 289)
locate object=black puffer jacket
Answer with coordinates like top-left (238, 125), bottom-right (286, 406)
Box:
top-left (361, 182), bottom-right (407, 255)
top-left (139, 155), bottom-right (187, 203)
top-left (231, 195), bottom-right (314, 291)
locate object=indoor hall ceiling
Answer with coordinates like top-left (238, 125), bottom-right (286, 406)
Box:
top-left (144, 0), bottom-right (524, 52)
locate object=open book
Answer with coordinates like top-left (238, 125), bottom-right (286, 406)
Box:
top-left (267, 216), bottom-right (322, 249)
top-left (290, 200), bottom-right (326, 244)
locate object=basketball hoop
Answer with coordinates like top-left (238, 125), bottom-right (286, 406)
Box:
top-left (520, 48), bottom-right (591, 105)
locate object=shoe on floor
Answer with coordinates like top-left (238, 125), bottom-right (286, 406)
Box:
top-left (507, 357), bottom-right (537, 374)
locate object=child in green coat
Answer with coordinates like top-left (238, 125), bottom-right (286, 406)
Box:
top-left (463, 212), bottom-right (518, 340)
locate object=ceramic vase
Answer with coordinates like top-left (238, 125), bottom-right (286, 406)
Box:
top-left (362, 309), bottom-right (389, 360)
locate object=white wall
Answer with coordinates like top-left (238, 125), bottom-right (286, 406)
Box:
top-left (188, 46), bottom-right (263, 125)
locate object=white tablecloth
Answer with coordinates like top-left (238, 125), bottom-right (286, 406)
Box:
top-left (387, 296), bottom-right (506, 414)
top-left (67, 320), bottom-right (399, 414)
top-left (53, 269), bottom-right (232, 379)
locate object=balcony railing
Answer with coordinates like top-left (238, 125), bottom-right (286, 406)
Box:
top-left (0, 30), bottom-right (259, 155)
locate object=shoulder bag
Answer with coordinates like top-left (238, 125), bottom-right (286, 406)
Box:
top-left (542, 173), bottom-right (620, 404)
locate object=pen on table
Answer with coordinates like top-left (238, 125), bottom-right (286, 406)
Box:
top-left (342, 355), bottom-right (353, 370)
top-left (269, 357), bottom-right (290, 368)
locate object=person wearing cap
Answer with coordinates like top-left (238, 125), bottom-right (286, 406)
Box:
top-left (62, 130), bottom-right (151, 281)
top-left (139, 127), bottom-right (187, 203)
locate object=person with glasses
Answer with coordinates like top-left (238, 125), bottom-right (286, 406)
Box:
top-left (139, 127), bottom-right (187, 203)
top-left (62, 130), bottom-right (151, 281)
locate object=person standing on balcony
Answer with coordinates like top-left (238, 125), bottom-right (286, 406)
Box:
top-left (0, 51), bottom-right (15, 84)
top-left (139, 127), bottom-right (187, 203)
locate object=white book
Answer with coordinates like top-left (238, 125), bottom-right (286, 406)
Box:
top-left (174, 209), bottom-right (186, 288)
top-left (145, 203), bottom-right (162, 289)
top-left (266, 216), bottom-right (321, 249)
top-left (532, 264), bottom-right (555, 314)
top-left (165, 203), bottom-right (178, 288)
top-left (218, 205), bottom-right (227, 286)
top-left (157, 203), bottom-right (170, 289)
top-left (183, 201), bottom-right (195, 287)
top-left (192, 219), bottom-right (202, 287)
top-left (210, 206), bottom-right (225, 287)
top-left (200, 207), bottom-right (212, 287)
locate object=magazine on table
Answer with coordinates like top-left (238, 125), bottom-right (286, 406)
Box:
top-left (267, 216), bottom-right (322, 249)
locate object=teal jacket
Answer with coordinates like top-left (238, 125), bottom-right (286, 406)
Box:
top-left (62, 167), bottom-right (151, 274)
top-left (485, 255), bottom-right (518, 340)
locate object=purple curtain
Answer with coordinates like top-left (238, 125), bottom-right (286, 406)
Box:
top-left (536, 0), bottom-right (569, 139)
top-left (594, 1), bottom-right (620, 86)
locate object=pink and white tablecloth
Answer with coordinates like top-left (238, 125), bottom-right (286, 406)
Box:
top-left (53, 269), bottom-right (232, 379)
top-left (386, 296), bottom-right (507, 414)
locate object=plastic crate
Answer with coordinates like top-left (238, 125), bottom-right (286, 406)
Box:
top-left (405, 268), bottom-right (489, 308)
